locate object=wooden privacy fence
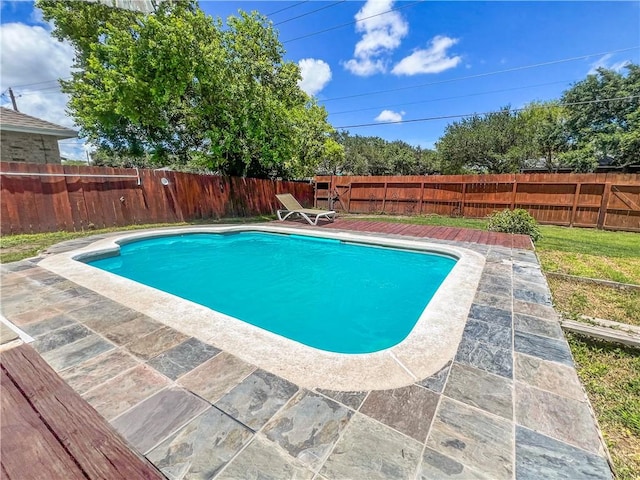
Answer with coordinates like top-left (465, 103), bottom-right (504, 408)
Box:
top-left (0, 162), bottom-right (314, 234)
top-left (315, 173), bottom-right (640, 232)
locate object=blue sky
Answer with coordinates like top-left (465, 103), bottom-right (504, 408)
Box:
top-left (1, 1), bottom-right (639, 159)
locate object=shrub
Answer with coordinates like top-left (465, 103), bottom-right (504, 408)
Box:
top-left (487, 208), bottom-right (542, 242)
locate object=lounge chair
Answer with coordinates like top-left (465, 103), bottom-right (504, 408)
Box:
top-left (276, 193), bottom-right (336, 226)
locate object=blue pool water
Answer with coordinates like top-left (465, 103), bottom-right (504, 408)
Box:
top-left (87, 232), bottom-right (456, 353)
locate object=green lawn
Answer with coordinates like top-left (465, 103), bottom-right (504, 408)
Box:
top-left (568, 334), bottom-right (640, 480)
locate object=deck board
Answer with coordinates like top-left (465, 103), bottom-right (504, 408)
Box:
top-left (290, 218), bottom-right (534, 250)
top-left (0, 344), bottom-right (165, 480)
top-left (1, 369), bottom-right (87, 480)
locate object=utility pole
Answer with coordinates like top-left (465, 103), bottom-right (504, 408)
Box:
top-left (8, 88), bottom-right (18, 111)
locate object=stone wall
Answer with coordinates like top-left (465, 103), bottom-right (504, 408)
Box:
top-left (0, 131), bottom-right (62, 164)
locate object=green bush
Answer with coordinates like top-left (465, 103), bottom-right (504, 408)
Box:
top-left (487, 208), bottom-right (542, 242)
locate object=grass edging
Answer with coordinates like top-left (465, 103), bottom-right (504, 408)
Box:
top-left (546, 272), bottom-right (640, 292)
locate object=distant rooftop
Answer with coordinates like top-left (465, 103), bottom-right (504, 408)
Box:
top-left (0, 107), bottom-right (77, 139)
top-left (91, 0), bottom-right (157, 13)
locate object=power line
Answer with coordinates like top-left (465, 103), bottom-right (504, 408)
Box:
top-left (265, 1), bottom-right (309, 17)
top-left (282, 0), bottom-right (423, 43)
top-left (322, 46), bottom-right (640, 103)
top-left (15, 86), bottom-right (63, 96)
top-left (5, 78), bottom-right (62, 89)
top-left (335, 95), bottom-right (640, 129)
top-left (274, 1), bottom-right (346, 26)
top-left (330, 79), bottom-right (572, 116)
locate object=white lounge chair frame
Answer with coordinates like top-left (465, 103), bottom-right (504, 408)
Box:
top-left (276, 193), bottom-right (336, 226)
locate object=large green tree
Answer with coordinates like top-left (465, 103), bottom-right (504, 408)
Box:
top-left (515, 101), bottom-right (571, 172)
top-left (561, 65), bottom-right (640, 169)
top-left (436, 108), bottom-right (522, 174)
top-left (38, 0), bottom-right (341, 178)
top-left (324, 132), bottom-right (438, 176)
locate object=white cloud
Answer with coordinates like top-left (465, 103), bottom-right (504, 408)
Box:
top-left (297, 58), bottom-right (332, 96)
top-left (0, 22), bottom-right (86, 159)
top-left (392, 35), bottom-right (461, 76)
top-left (375, 109), bottom-right (404, 122)
top-left (588, 54), bottom-right (630, 75)
top-left (0, 23), bottom-right (74, 94)
top-left (343, 58), bottom-right (386, 77)
top-left (343, 0), bottom-right (408, 76)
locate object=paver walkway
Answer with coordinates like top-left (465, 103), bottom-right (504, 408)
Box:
top-left (1, 222), bottom-right (612, 479)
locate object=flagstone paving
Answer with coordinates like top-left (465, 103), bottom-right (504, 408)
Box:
top-left (0, 226), bottom-right (613, 479)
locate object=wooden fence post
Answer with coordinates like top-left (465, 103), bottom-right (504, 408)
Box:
top-left (570, 183), bottom-right (582, 227)
top-left (596, 183), bottom-right (612, 230)
top-left (510, 181), bottom-right (518, 210)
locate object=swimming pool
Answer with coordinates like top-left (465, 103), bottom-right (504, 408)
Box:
top-left (40, 225), bottom-right (485, 390)
top-left (87, 232), bottom-right (457, 354)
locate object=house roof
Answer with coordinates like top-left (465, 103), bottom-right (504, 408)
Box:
top-left (0, 107), bottom-right (78, 139)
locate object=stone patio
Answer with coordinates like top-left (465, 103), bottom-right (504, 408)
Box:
top-left (0, 226), bottom-right (613, 479)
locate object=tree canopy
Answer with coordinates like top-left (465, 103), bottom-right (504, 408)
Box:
top-left (38, 0), bottom-right (342, 178)
top-left (322, 131), bottom-right (439, 176)
top-left (436, 107), bottom-right (522, 174)
top-left (562, 64), bottom-right (640, 169)
top-left (434, 65), bottom-right (639, 174)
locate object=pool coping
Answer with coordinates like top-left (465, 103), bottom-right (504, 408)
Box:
top-left (38, 225), bottom-right (485, 391)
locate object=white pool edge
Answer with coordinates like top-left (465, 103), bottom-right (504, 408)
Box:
top-left (39, 225), bottom-right (486, 391)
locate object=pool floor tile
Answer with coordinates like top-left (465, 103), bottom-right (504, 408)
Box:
top-left (444, 362), bottom-right (513, 420)
top-left (513, 300), bottom-right (558, 321)
top-left (178, 352), bottom-right (256, 404)
top-left (427, 398), bottom-right (513, 480)
top-left (147, 407), bottom-right (254, 480)
top-left (455, 337), bottom-right (513, 378)
top-left (513, 287), bottom-right (552, 306)
top-left (473, 290), bottom-right (512, 310)
top-left (477, 281), bottom-right (512, 298)
top-left (514, 331), bottom-right (574, 366)
top-left (20, 314), bottom-right (75, 338)
top-left (216, 435), bottom-right (314, 480)
top-left (467, 304), bottom-right (512, 328)
top-left (148, 337), bottom-right (221, 380)
top-left (360, 384), bottom-right (439, 442)
top-left (320, 413), bottom-right (422, 480)
top-left (111, 387), bottom-right (211, 454)
top-left (316, 389), bottom-right (369, 411)
top-left (41, 334), bottom-right (115, 372)
top-left (516, 426), bottom-right (612, 480)
top-left (66, 299), bottom-right (141, 330)
top-left (418, 447), bottom-right (489, 479)
top-left (462, 318), bottom-right (512, 350)
top-left (59, 349), bottom-right (141, 395)
top-left (1, 294), bottom-right (61, 320)
top-left (481, 262), bottom-right (512, 278)
top-left (262, 390), bottom-right (353, 470)
top-left (514, 313), bottom-right (564, 340)
top-left (514, 353), bottom-right (586, 402)
top-left (215, 369), bottom-right (299, 431)
top-left (416, 360), bottom-right (451, 394)
top-left (125, 326), bottom-right (190, 361)
top-left (516, 383), bottom-right (604, 454)
top-left (102, 315), bottom-right (165, 346)
top-left (82, 364), bottom-right (170, 421)
top-left (32, 323), bottom-right (92, 354)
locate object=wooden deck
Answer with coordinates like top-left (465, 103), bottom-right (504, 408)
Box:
top-left (292, 218), bottom-right (534, 250)
top-left (0, 344), bottom-right (165, 480)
